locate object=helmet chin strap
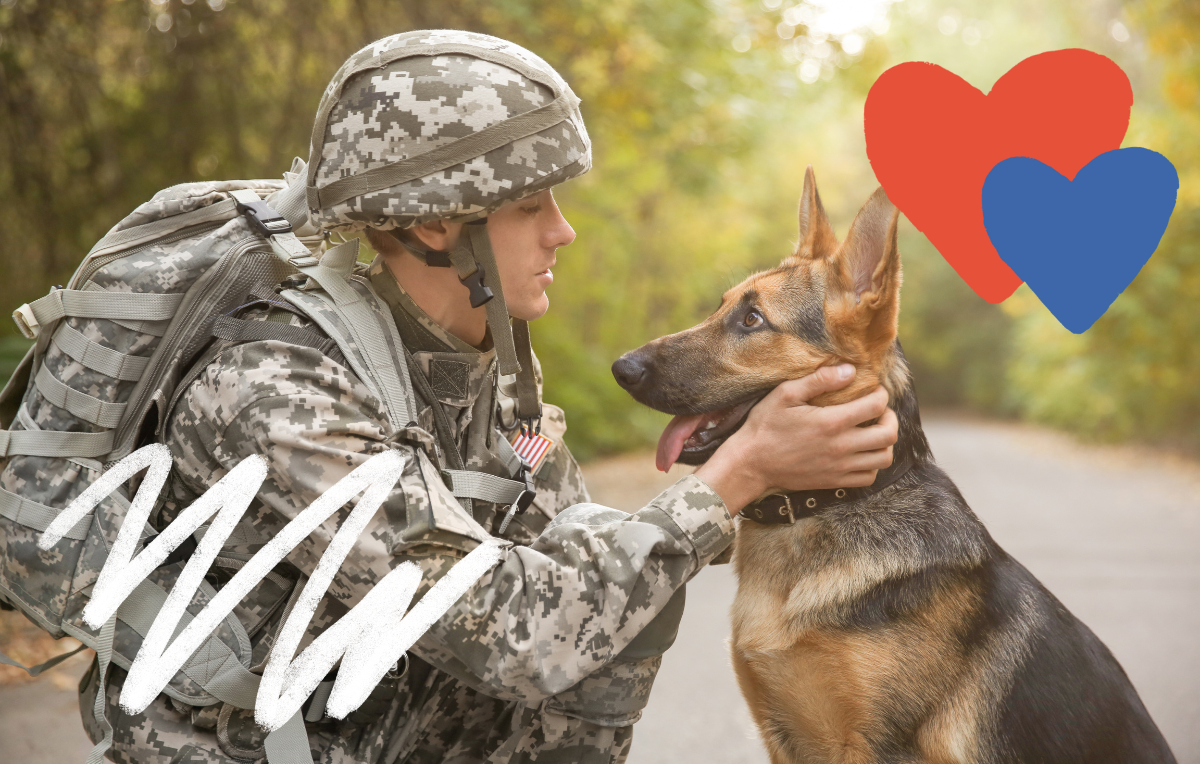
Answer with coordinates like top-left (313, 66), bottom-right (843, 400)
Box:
top-left (389, 222), bottom-right (543, 429)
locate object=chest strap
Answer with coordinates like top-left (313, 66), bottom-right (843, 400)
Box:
top-left (741, 450), bottom-right (915, 525)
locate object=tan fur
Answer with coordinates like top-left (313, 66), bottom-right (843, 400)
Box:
top-left (727, 171), bottom-right (985, 763)
top-left (646, 173), bottom-right (904, 414)
top-left (622, 167), bottom-right (1173, 763)
top-left (732, 514), bottom-right (988, 763)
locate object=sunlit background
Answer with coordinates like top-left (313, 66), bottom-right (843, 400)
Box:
top-left (0, 0), bottom-right (1196, 459)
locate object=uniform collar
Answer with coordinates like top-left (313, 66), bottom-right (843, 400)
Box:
top-left (367, 256), bottom-right (496, 412)
top-left (367, 256), bottom-right (485, 356)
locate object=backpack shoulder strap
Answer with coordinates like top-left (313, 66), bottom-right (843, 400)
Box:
top-left (210, 314), bottom-right (346, 367)
top-left (236, 197), bottom-right (531, 528)
top-left (261, 234), bottom-right (417, 430)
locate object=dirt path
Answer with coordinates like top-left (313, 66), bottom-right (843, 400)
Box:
top-left (3, 413), bottom-right (1198, 763)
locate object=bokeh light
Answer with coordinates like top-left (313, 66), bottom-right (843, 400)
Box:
top-left (747, 0), bottom-right (904, 83)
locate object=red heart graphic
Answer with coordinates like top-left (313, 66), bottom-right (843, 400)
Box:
top-left (864, 49), bottom-right (1132, 303)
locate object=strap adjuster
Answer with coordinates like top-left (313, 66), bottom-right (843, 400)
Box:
top-left (498, 466), bottom-right (538, 536)
top-left (236, 198), bottom-right (293, 238)
top-left (513, 463), bottom-right (537, 514)
top-left (513, 489), bottom-right (536, 514)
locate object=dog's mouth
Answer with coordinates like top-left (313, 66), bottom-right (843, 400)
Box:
top-left (655, 396), bottom-right (763, 472)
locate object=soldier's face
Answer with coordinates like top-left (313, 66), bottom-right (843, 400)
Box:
top-left (485, 190), bottom-right (576, 321)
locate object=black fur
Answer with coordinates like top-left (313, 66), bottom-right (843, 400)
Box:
top-left (614, 238), bottom-right (1177, 762)
top-left (783, 275), bottom-right (834, 351)
top-left (824, 359), bottom-right (1177, 761)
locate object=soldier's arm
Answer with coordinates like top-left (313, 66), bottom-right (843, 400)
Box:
top-left (169, 338), bottom-right (733, 704)
top-left (406, 471), bottom-right (726, 696)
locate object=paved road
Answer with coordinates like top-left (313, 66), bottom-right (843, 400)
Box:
top-left (614, 414), bottom-right (1200, 764)
top-left (3, 414), bottom-right (1197, 763)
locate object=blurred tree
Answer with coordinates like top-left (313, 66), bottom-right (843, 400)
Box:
top-left (0, 0), bottom-right (1193, 459)
top-left (1003, 0), bottom-right (1200, 451)
top-left (0, 0), bottom-right (777, 458)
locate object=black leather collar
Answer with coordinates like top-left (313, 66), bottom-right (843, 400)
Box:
top-left (741, 450), bottom-right (915, 525)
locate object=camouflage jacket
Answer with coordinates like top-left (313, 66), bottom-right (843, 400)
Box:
top-left (160, 256), bottom-right (734, 734)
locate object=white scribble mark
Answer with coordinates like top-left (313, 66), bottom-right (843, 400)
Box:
top-left (321, 538), bottom-right (502, 720)
top-left (36, 445), bottom-right (503, 727)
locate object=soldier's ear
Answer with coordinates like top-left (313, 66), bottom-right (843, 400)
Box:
top-left (409, 219), bottom-right (464, 253)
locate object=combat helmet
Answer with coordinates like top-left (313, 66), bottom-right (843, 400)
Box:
top-left (304, 30), bottom-right (590, 426)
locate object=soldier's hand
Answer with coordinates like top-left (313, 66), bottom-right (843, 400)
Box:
top-left (694, 365), bottom-right (897, 515)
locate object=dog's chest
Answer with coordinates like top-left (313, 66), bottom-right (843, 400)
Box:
top-left (729, 509), bottom-right (915, 647)
top-left (730, 519), bottom-right (831, 650)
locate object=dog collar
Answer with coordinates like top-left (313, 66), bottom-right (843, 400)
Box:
top-left (740, 450), bottom-right (915, 525)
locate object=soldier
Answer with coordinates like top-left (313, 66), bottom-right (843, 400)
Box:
top-left (77, 30), bottom-right (898, 764)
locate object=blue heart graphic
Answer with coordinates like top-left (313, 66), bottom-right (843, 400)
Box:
top-left (982, 147), bottom-right (1178, 333)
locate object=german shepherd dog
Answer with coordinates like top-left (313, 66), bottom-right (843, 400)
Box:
top-left (612, 168), bottom-right (1176, 763)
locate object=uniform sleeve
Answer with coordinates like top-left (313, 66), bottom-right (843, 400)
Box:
top-left (168, 338), bottom-right (735, 703)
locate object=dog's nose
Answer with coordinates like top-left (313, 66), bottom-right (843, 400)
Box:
top-left (612, 354), bottom-right (648, 390)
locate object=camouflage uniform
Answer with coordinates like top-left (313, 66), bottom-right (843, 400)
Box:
top-left (65, 28), bottom-right (734, 764)
top-left (78, 257), bottom-right (734, 763)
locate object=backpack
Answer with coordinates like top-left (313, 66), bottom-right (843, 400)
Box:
top-left (0, 159), bottom-right (535, 764)
top-left (0, 163), bottom-right (332, 764)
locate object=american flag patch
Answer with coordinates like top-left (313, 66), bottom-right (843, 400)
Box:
top-left (510, 429), bottom-right (554, 473)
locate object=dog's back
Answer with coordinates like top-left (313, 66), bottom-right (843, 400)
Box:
top-left (732, 444), bottom-right (1175, 763)
top-left (982, 546), bottom-right (1174, 763)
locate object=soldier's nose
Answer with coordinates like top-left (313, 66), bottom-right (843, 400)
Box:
top-left (612, 354), bottom-right (649, 391)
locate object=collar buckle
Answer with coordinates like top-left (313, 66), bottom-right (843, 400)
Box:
top-left (780, 495), bottom-right (795, 523)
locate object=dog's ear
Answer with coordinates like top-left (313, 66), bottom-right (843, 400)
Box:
top-left (835, 187), bottom-right (901, 345)
top-left (795, 165), bottom-right (838, 260)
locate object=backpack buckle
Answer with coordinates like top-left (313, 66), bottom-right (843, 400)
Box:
top-left (497, 466), bottom-right (537, 536)
top-left (237, 198), bottom-right (293, 238)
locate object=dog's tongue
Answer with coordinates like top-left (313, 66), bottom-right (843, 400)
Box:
top-left (656, 413), bottom-right (706, 472)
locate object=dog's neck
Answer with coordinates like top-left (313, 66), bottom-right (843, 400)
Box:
top-left (880, 341), bottom-right (933, 469)
top-left (737, 342), bottom-right (931, 526)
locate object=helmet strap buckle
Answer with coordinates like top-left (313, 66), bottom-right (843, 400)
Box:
top-left (460, 267), bottom-right (494, 309)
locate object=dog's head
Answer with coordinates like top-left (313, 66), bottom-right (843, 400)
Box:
top-left (613, 166), bottom-right (906, 470)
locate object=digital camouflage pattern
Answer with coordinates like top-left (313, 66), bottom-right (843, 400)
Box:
top-left (5, 29), bottom-right (711, 762)
top-left (308, 30), bottom-right (591, 231)
top-left (81, 658), bottom-right (639, 764)
top-left (77, 256), bottom-right (734, 763)
top-left (0, 177), bottom-right (292, 708)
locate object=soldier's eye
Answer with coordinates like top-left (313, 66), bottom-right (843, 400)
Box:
top-left (743, 309), bottom-right (764, 328)
top-left (521, 204), bottom-right (542, 216)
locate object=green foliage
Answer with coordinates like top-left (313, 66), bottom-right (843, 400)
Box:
top-left (0, 0), bottom-right (1195, 459)
top-left (1004, 164), bottom-right (1200, 450)
top-left (897, 227), bottom-right (1015, 413)
top-left (1001, 0), bottom-right (1200, 451)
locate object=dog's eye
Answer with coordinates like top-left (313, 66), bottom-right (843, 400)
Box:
top-left (743, 310), bottom-right (764, 329)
